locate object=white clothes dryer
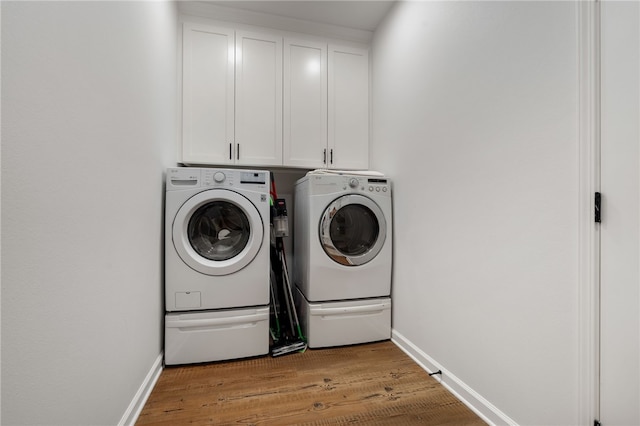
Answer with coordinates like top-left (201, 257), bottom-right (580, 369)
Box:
top-left (293, 172), bottom-right (392, 348)
top-left (164, 167), bottom-right (270, 364)
top-left (294, 172), bottom-right (392, 301)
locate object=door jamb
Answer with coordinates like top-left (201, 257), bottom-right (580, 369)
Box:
top-left (578, 1), bottom-right (601, 424)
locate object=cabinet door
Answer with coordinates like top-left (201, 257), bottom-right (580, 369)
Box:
top-left (182, 23), bottom-right (234, 165)
top-left (235, 31), bottom-right (283, 166)
top-left (283, 39), bottom-right (327, 168)
top-left (328, 46), bottom-right (369, 170)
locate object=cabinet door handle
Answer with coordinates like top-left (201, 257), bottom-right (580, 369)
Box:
top-left (330, 149), bottom-right (333, 165)
top-left (323, 149), bottom-right (327, 164)
top-left (237, 143), bottom-right (240, 160)
top-left (229, 143), bottom-right (232, 160)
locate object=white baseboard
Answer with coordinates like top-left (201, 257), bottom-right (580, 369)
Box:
top-left (118, 352), bottom-right (164, 426)
top-left (391, 330), bottom-right (517, 426)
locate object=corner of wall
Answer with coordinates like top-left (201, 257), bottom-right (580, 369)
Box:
top-left (118, 353), bottom-right (164, 426)
top-left (391, 330), bottom-right (517, 426)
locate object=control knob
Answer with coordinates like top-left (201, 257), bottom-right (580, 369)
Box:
top-left (348, 178), bottom-right (359, 188)
top-left (213, 172), bottom-right (226, 183)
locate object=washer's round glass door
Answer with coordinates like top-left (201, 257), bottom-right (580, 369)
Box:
top-left (188, 201), bottom-right (251, 261)
top-left (173, 189), bottom-right (264, 276)
top-left (319, 195), bottom-right (386, 266)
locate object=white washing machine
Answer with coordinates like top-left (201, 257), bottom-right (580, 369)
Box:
top-left (293, 172), bottom-right (392, 348)
top-left (164, 167), bottom-right (270, 365)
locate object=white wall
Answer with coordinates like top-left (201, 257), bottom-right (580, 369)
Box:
top-left (1, 1), bottom-right (177, 424)
top-left (372, 2), bottom-right (581, 424)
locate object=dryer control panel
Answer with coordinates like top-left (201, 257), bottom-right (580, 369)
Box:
top-left (307, 174), bottom-right (391, 197)
top-left (341, 177), bottom-right (390, 196)
top-left (364, 178), bottom-right (390, 194)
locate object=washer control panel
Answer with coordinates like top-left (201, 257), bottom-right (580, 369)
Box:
top-left (200, 169), bottom-right (268, 188)
top-left (202, 169), bottom-right (235, 187)
top-left (167, 167), bottom-right (200, 189)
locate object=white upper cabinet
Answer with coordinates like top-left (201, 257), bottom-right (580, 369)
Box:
top-left (182, 23), bottom-right (235, 165)
top-left (235, 31), bottom-right (283, 166)
top-left (181, 21), bottom-right (369, 170)
top-left (283, 39), bottom-right (328, 168)
top-left (181, 23), bottom-right (283, 166)
top-left (328, 45), bottom-right (369, 170)
top-left (283, 40), bottom-right (369, 170)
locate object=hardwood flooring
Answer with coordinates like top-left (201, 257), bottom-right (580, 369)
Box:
top-left (136, 341), bottom-right (486, 425)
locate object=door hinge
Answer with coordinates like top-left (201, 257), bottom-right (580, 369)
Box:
top-left (594, 420), bottom-right (601, 426)
top-left (595, 192), bottom-right (601, 223)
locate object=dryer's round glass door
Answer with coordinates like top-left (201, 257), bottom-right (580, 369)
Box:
top-left (319, 194), bottom-right (386, 266)
top-left (329, 205), bottom-right (379, 256)
top-left (188, 201), bottom-right (251, 261)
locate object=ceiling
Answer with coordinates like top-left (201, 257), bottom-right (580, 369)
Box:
top-left (205, 1), bottom-right (396, 32)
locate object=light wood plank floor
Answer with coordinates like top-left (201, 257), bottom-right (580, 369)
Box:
top-left (137, 341), bottom-right (486, 425)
